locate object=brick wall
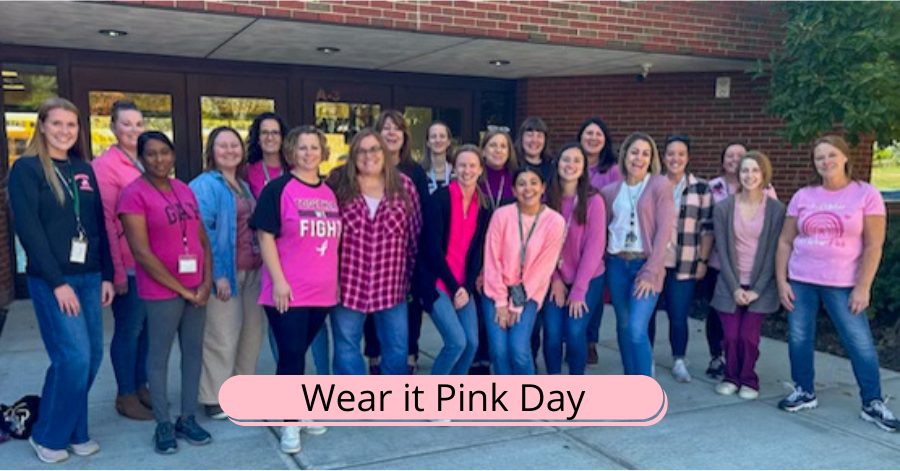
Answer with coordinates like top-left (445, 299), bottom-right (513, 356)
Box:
top-left (129, 1), bottom-right (783, 60)
top-left (516, 71), bottom-right (873, 201)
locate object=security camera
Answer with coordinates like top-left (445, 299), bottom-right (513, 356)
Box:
top-left (636, 62), bottom-right (652, 83)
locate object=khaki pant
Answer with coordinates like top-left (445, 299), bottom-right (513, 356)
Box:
top-left (199, 268), bottom-right (264, 405)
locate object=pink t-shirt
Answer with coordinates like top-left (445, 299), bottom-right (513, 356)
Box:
top-left (708, 176), bottom-right (778, 270)
top-left (437, 182), bottom-right (479, 296)
top-left (734, 198), bottom-right (766, 286)
top-left (246, 160), bottom-right (285, 200)
top-left (787, 182), bottom-right (886, 287)
top-left (250, 175), bottom-right (341, 307)
top-left (117, 178), bottom-right (205, 300)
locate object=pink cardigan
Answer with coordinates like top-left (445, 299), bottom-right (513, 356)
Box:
top-left (92, 146), bottom-right (143, 285)
top-left (600, 175), bottom-right (676, 292)
top-left (483, 204), bottom-right (565, 311)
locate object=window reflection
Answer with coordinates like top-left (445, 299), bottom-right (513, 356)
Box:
top-left (315, 101), bottom-right (380, 175)
top-left (88, 91), bottom-right (173, 157)
top-left (201, 96), bottom-right (274, 161)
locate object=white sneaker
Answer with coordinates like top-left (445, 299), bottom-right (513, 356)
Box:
top-left (672, 359), bottom-right (692, 383)
top-left (29, 437), bottom-right (69, 463)
top-left (69, 439), bottom-right (100, 456)
top-left (301, 419), bottom-right (328, 436)
top-left (715, 381), bottom-right (739, 396)
top-left (738, 386), bottom-right (759, 400)
top-left (280, 426), bottom-right (301, 454)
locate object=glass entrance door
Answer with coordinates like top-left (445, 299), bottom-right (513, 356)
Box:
top-left (394, 87), bottom-right (473, 161)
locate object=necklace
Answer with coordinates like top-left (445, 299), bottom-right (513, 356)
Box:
top-left (624, 177), bottom-right (647, 248)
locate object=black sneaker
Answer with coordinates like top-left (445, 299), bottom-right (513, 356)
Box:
top-left (175, 416), bottom-right (212, 446)
top-left (705, 356), bottom-right (725, 379)
top-left (154, 422), bottom-right (178, 454)
top-left (861, 399), bottom-right (900, 432)
top-left (778, 386), bottom-right (818, 412)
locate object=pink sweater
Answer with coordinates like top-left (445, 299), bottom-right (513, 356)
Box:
top-left (551, 193), bottom-right (607, 302)
top-left (92, 145), bottom-right (143, 285)
top-left (484, 204), bottom-right (565, 311)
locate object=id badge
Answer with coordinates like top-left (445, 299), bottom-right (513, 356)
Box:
top-left (70, 238), bottom-right (88, 264)
top-left (178, 254), bottom-right (198, 274)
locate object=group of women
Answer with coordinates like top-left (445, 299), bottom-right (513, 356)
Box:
top-left (9, 97), bottom-right (899, 463)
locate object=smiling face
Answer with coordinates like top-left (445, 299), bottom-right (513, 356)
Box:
top-left (355, 134), bottom-right (385, 177)
top-left (739, 158), bottom-right (763, 192)
top-left (112, 109), bottom-right (145, 152)
top-left (514, 170), bottom-right (545, 208)
top-left (664, 140), bottom-right (689, 178)
top-left (557, 147), bottom-right (585, 184)
top-left (213, 130), bottom-right (244, 172)
top-left (141, 138), bottom-right (176, 180)
top-left (427, 123), bottom-right (450, 156)
top-left (580, 123), bottom-right (606, 159)
top-left (625, 139), bottom-right (653, 181)
top-left (722, 144), bottom-right (747, 176)
top-left (380, 116), bottom-right (405, 157)
top-left (454, 150), bottom-right (483, 190)
top-left (483, 133), bottom-right (510, 170)
top-left (813, 142), bottom-right (849, 181)
top-left (522, 130), bottom-right (546, 160)
top-left (259, 119), bottom-right (283, 157)
top-left (293, 133), bottom-right (324, 174)
top-left (40, 108), bottom-right (80, 158)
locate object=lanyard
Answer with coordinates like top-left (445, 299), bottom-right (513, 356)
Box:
top-left (116, 144), bottom-right (144, 172)
top-left (517, 205), bottom-right (544, 282)
top-left (483, 176), bottom-right (505, 209)
top-left (263, 163), bottom-right (281, 184)
top-left (53, 163), bottom-right (85, 238)
top-left (144, 176), bottom-right (190, 254)
top-left (224, 174), bottom-right (251, 201)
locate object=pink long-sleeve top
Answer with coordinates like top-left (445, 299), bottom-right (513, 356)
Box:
top-left (92, 145), bottom-right (143, 285)
top-left (484, 204), bottom-right (565, 312)
top-left (551, 193), bottom-right (607, 302)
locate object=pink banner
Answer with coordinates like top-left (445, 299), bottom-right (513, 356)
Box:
top-left (220, 375), bottom-right (666, 426)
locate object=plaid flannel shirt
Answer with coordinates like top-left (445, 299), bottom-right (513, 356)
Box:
top-left (672, 174), bottom-right (713, 280)
top-left (338, 174), bottom-right (422, 313)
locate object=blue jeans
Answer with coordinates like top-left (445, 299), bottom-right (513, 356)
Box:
top-left (482, 298), bottom-right (539, 375)
top-left (648, 269), bottom-right (695, 358)
top-left (429, 290), bottom-right (479, 375)
top-left (332, 302), bottom-right (408, 375)
top-left (789, 281), bottom-right (882, 405)
top-left (311, 319), bottom-right (331, 375)
top-left (28, 273), bottom-right (104, 450)
top-left (543, 275), bottom-right (606, 375)
top-left (587, 300), bottom-right (603, 344)
top-left (606, 256), bottom-right (660, 376)
top-left (110, 275), bottom-right (149, 395)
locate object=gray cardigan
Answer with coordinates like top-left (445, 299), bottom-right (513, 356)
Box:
top-left (710, 195), bottom-right (786, 314)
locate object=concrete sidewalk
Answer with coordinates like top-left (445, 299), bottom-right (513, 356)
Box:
top-left (1, 300), bottom-right (899, 469)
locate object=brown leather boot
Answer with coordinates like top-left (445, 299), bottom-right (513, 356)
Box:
top-left (137, 386), bottom-right (152, 410)
top-left (116, 394), bottom-right (154, 421)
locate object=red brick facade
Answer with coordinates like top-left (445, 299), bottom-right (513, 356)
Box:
top-left (129, 1), bottom-right (783, 60)
top-left (516, 72), bottom-right (873, 200)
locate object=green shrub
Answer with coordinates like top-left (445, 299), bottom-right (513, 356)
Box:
top-left (871, 216), bottom-right (900, 327)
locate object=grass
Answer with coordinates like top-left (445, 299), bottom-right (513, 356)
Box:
top-left (871, 163), bottom-right (900, 191)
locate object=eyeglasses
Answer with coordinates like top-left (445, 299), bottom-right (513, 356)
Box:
top-left (260, 130), bottom-right (281, 138)
top-left (358, 145), bottom-right (383, 156)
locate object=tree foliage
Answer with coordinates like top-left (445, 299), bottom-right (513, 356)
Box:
top-left (754, 2), bottom-right (900, 146)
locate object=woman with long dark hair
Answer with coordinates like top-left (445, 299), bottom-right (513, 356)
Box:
top-left (514, 117), bottom-right (552, 181)
top-left (246, 112), bottom-right (290, 199)
top-left (543, 142), bottom-right (607, 375)
top-left (9, 97), bottom-right (114, 463)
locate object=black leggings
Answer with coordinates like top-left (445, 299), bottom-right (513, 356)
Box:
top-left (265, 306), bottom-right (328, 375)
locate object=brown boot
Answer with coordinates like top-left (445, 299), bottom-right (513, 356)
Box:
top-left (116, 394), bottom-right (154, 421)
top-left (137, 386), bottom-right (152, 410)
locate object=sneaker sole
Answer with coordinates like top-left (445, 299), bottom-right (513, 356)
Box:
top-left (281, 443), bottom-right (302, 454)
top-left (176, 432), bottom-right (212, 446)
top-left (30, 437), bottom-right (69, 463)
top-left (860, 411), bottom-right (900, 432)
top-left (69, 445), bottom-right (100, 456)
top-left (780, 399), bottom-right (818, 412)
top-left (303, 427), bottom-right (328, 436)
top-left (152, 437), bottom-right (178, 455)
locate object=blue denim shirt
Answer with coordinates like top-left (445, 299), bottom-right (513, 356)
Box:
top-left (189, 171), bottom-right (253, 295)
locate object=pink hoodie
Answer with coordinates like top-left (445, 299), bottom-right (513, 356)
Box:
top-left (92, 145), bottom-right (143, 285)
top-left (484, 204), bottom-right (565, 312)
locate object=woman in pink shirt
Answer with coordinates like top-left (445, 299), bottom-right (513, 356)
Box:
top-left (246, 112), bottom-right (289, 200)
top-left (327, 129), bottom-right (422, 376)
top-left (119, 131), bottom-right (213, 454)
top-left (710, 152), bottom-right (785, 400)
top-left (91, 100), bottom-right (153, 420)
top-left (775, 136), bottom-right (899, 432)
top-left (543, 142), bottom-right (607, 375)
top-left (483, 167), bottom-right (565, 375)
top-left (577, 117), bottom-right (622, 364)
top-left (419, 145), bottom-right (492, 376)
